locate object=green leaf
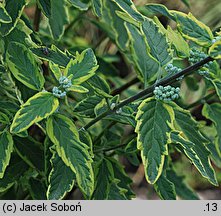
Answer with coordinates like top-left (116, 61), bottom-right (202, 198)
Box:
top-left (49, 0), bottom-right (69, 40)
top-left (47, 151), bottom-right (75, 200)
top-left (0, 3), bottom-right (12, 23)
top-left (109, 158), bottom-right (134, 199)
top-left (202, 103), bottom-right (221, 156)
top-left (10, 92), bottom-right (59, 134)
top-left (171, 130), bottom-right (217, 186)
top-left (92, 0), bottom-right (102, 17)
top-left (103, 0), bottom-right (129, 51)
top-left (125, 23), bottom-right (160, 85)
top-left (92, 158), bottom-right (114, 200)
top-left (145, 4), bottom-right (175, 20)
top-left (79, 130), bottom-right (93, 156)
top-left (166, 26), bottom-right (190, 58)
top-left (0, 185), bottom-right (18, 199)
top-left (210, 79), bottom-right (221, 100)
top-left (206, 60), bottom-right (221, 79)
top-left (0, 0), bottom-right (26, 36)
top-left (3, 20), bottom-right (33, 52)
top-left (13, 79), bottom-right (38, 102)
top-left (102, 0), bottom-right (144, 50)
top-left (207, 142), bottom-right (221, 168)
top-left (107, 179), bottom-right (128, 200)
top-left (46, 114), bottom-right (94, 197)
top-left (0, 154), bottom-right (29, 192)
top-left (125, 138), bottom-right (137, 153)
top-left (92, 157), bottom-right (131, 200)
top-left (0, 111), bottom-right (10, 124)
top-left (13, 136), bottom-right (44, 173)
top-left (135, 98), bottom-right (174, 184)
top-left (154, 174), bottom-right (176, 200)
top-left (44, 137), bottom-right (53, 184)
top-left (209, 40), bottom-right (221, 59)
top-left (167, 168), bottom-right (199, 200)
top-left (67, 85), bottom-right (89, 93)
top-left (173, 12), bottom-right (213, 47)
top-left (31, 45), bottom-right (71, 67)
top-left (37, 0), bottom-right (51, 17)
top-left (126, 153), bottom-right (140, 167)
top-left (49, 62), bottom-right (62, 81)
top-left (74, 95), bottom-right (102, 118)
top-left (0, 101), bottom-right (19, 113)
top-left (64, 48), bottom-right (98, 85)
top-left (113, 0), bottom-right (143, 22)
top-left (6, 42), bottom-right (45, 91)
top-left (141, 18), bottom-right (172, 66)
top-left (0, 132), bottom-right (13, 179)
top-left (86, 74), bottom-right (111, 98)
top-left (16, 130), bottom-right (28, 138)
top-left (116, 11), bottom-right (140, 28)
top-left (29, 178), bottom-right (47, 200)
top-left (67, 0), bottom-right (89, 10)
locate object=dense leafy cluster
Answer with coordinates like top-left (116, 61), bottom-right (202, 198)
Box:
top-left (0, 0), bottom-right (221, 201)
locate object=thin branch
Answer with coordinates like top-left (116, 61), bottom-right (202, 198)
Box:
top-left (94, 143), bottom-right (128, 153)
top-left (111, 77), bottom-right (140, 96)
top-left (94, 134), bottom-right (136, 153)
top-left (33, 5), bottom-right (41, 32)
top-left (84, 56), bottom-right (213, 130)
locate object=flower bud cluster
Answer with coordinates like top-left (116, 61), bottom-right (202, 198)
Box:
top-left (165, 64), bottom-right (182, 74)
top-left (189, 48), bottom-right (208, 64)
top-left (153, 85), bottom-right (180, 102)
top-left (198, 69), bottom-right (210, 76)
top-left (52, 76), bottom-right (72, 98)
top-left (189, 48), bottom-right (212, 76)
top-left (52, 87), bottom-right (66, 98)
top-left (165, 64), bottom-right (183, 80)
top-left (59, 76), bottom-right (72, 89)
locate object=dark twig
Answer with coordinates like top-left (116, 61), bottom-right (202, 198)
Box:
top-left (94, 134), bottom-right (136, 153)
top-left (33, 5), bottom-right (41, 32)
top-left (84, 56), bottom-right (214, 130)
top-left (94, 143), bottom-right (128, 153)
top-left (111, 77), bottom-right (140, 96)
